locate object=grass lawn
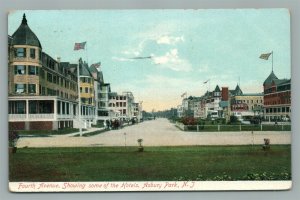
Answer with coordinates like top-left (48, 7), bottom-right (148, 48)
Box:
top-left (9, 145), bottom-right (291, 182)
top-left (17, 128), bottom-right (86, 136)
top-left (184, 125), bottom-right (291, 132)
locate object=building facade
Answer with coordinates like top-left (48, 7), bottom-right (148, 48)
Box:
top-left (263, 70), bottom-right (291, 121)
top-left (8, 14), bottom-right (79, 130)
top-left (230, 93), bottom-right (264, 118)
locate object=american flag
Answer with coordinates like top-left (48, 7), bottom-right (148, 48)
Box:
top-left (91, 62), bottom-right (101, 68)
top-left (259, 52), bottom-right (272, 60)
top-left (203, 79), bottom-right (210, 84)
top-left (74, 42), bottom-right (86, 50)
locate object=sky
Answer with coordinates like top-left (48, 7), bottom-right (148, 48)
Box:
top-left (8, 10), bottom-right (291, 112)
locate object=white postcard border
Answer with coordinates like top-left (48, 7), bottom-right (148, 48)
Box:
top-left (9, 181), bottom-right (292, 192)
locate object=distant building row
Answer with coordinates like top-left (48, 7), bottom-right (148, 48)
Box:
top-left (8, 14), bottom-right (142, 131)
top-left (177, 72), bottom-right (291, 122)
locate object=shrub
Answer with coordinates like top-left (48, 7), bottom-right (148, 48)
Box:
top-left (9, 131), bottom-right (19, 147)
top-left (137, 139), bottom-right (143, 147)
top-left (182, 117), bottom-right (197, 125)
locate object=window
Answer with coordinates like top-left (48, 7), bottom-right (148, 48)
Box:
top-left (85, 87), bottom-right (88, 93)
top-left (28, 66), bottom-right (39, 75)
top-left (81, 98), bottom-right (87, 103)
top-left (42, 87), bottom-right (46, 95)
top-left (40, 68), bottom-right (45, 78)
top-left (29, 101), bottom-right (37, 113)
top-left (80, 87), bottom-right (82, 93)
top-left (15, 84), bottom-right (26, 94)
top-left (53, 75), bottom-right (57, 84)
top-left (39, 50), bottom-right (42, 61)
top-left (16, 101), bottom-right (26, 114)
top-left (30, 48), bottom-right (36, 59)
top-left (47, 72), bottom-right (53, 82)
top-left (28, 84), bottom-right (36, 94)
top-left (14, 65), bottom-right (26, 75)
top-left (15, 48), bottom-right (26, 58)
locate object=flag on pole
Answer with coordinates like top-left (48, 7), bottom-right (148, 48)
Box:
top-left (259, 52), bottom-right (272, 60)
top-left (91, 62), bottom-right (101, 68)
top-left (181, 92), bottom-right (187, 98)
top-left (74, 42), bottom-right (86, 50)
top-left (203, 79), bottom-right (209, 84)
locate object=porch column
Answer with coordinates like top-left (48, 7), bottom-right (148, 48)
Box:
top-left (70, 102), bottom-right (73, 116)
top-left (54, 99), bottom-right (57, 120)
top-left (26, 99), bottom-right (29, 119)
top-left (60, 101), bottom-right (62, 116)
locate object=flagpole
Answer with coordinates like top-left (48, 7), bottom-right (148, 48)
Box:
top-left (272, 51), bottom-right (273, 72)
top-left (77, 59), bottom-right (82, 136)
top-left (85, 42), bottom-right (89, 65)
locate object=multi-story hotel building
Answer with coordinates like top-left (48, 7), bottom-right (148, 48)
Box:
top-left (230, 92), bottom-right (264, 118)
top-left (108, 91), bottom-right (139, 121)
top-left (78, 60), bottom-right (96, 128)
top-left (263, 70), bottom-right (291, 121)
top-left (8, 14), bottom-right (79, 130)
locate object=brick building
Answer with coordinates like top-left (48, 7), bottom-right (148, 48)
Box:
top-left (263, 70), bottom-right (291, 121)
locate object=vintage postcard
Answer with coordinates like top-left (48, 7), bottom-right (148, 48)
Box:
top-left (8, 9), bottom-right (291, 192)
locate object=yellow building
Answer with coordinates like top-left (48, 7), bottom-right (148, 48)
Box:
top-left (8, 14), bottom-right (78, 130)
top-left (78, 59), bottom-right (96, 127)
top-left (230, 93), bottom-right (264, 116)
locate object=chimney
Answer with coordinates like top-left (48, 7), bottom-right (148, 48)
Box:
top-left (57, 57), bottom-right (61, 63)
top-left (221, 87), bottom-right (229, 101)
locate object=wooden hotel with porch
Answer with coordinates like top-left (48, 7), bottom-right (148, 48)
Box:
top-left (8, 14), bottom-right (81, 131)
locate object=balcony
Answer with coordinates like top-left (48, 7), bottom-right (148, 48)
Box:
top-left (9, 113), bottom-right (54, 121)
top-left (57, 114), bottom-right (74, 119)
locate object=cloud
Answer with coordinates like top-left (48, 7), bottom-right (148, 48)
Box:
top-left (111, 56), bottom-right (134, 62)
top-left (156, 35), bottom-right (184, 45)
top-left (152, 49), bottom-right (192, 72)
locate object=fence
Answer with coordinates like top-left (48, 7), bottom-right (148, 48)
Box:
top-left (176, 123), bottom-right (291, 132)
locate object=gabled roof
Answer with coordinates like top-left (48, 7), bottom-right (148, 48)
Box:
top-left (264, 70), bottom-right (278, 85)
top-left (214, 85), bottom-right (221, 92)
top-left (79, 61), bottom-right (92, 77)
top-left (89, 65), bottom-right (104, 83)
top-left (273, 79), bottom-right (290, 86)
top-left (11, 14), bottom-right (42, 48)
top-left (229, 84), bottom-right (243, 96)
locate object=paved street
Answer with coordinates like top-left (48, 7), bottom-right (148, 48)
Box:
top-left (17, 118), bottom-right (291, 148)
